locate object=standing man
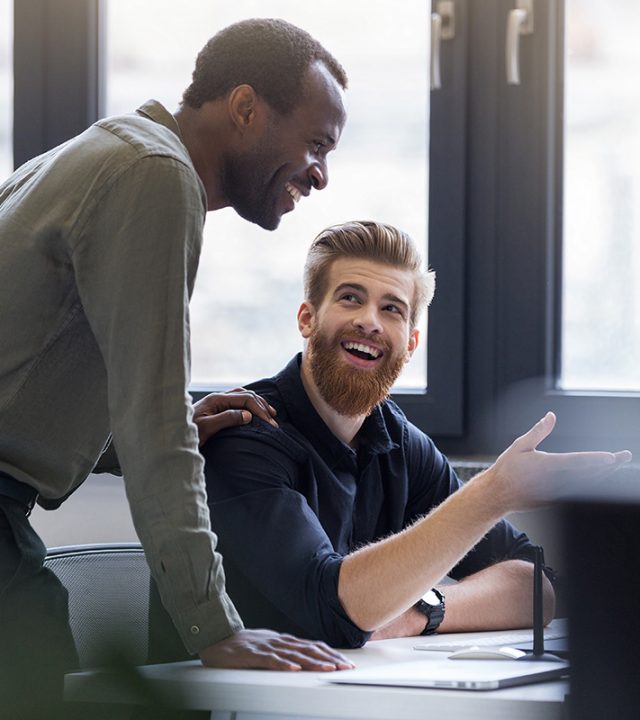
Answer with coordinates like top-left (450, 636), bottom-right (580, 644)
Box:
top-left (200, 220), bottom-right (632, 647)
top-left (0, 18), bottom-right (349, 718)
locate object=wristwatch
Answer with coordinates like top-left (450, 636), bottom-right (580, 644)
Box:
top-left (415, 588), bottom-right (445, 635)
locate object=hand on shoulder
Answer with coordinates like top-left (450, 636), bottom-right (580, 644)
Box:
top-left (193, 388), bottom-right (278, 446)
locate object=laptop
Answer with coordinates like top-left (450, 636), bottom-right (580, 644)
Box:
top-left (328, 657), bottom-right (569, 691)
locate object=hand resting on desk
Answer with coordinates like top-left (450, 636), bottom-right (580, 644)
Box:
top-left (199, 629), bottom-right (354, 671)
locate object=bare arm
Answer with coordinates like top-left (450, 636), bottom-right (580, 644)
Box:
top-left (437, 559), bottom-right (555, 632)
top-left (339, 412), bottom-right (629, 632)
top-left (338, 467), bottom-right (509, 632)
top-left (370, 560), bottom-right (555, 640)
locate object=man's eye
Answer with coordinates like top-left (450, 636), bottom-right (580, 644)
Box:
top-left (341, 293), bottom-right (359, 303)
top-left (312, 141), bottom-right (325, 153)
top-left (385, 304), bottom-right (402, 315)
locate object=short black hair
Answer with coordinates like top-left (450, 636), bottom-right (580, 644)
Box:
top-left (182, 18), bottom-right (348, 114)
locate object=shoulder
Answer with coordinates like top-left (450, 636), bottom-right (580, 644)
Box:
top-left (80, 104), bottom-right (201, 202)
top-left (94, 103), bottom-right (189, 165)
top-left (203, 379), bottom-right (308, 467)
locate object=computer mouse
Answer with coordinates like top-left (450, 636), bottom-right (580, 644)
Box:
top-left (448, 645), bottom-right (527, 660)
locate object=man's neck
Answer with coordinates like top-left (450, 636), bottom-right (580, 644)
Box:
top-left (173, 104), bottom-right (228, 211)
top-left (299, 355), bottom-right (366, 448)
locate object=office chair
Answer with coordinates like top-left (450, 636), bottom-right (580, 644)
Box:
top-left (44, 543), bottom-right (150, 669)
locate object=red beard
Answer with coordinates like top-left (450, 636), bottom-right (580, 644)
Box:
top-left (306, 327), bottom-right (408, 417)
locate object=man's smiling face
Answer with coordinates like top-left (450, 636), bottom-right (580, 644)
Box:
top-left (299, 257), bottom-right (419, 417)
top-left (223, 61), bottom-right (346, 230)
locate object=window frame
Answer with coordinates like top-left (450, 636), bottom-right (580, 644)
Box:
top-left (431, 0), bottom-right (640, 459)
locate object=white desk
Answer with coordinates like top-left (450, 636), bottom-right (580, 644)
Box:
top-left (65, 626), bottom-right (570, 720)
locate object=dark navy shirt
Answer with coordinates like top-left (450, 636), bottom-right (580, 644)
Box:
top-left (202, 354), bottom-right (538, 648)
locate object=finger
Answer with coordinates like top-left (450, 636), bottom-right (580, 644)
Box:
top-left (268, 649), bottom-right (340, 671)
top-left (198, 392), bottom-right (277, 427)
top-left (204, 650), bottom-right (302, 671)
top-left (249, 652), bottom-right (303, 671)
top-left (197, 409), bottom-right (251, 445)
top-left (613, 450), bottom-right (633, 464)
top-left (553, 450), bottom-right (626, 471)
top-left (242, 396), bottom-right (278, 426)
top-left (225, 389), bottom-right (278, 425)
top-left (513, 412), bottom-right (556, 452)
top-left (268, 636), bottom-right (354, 669)
top-left (229, 388), bottom-right (278, 417)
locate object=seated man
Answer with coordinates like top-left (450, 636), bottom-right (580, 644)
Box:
top-left (201, 220), bottom-right (630, 648)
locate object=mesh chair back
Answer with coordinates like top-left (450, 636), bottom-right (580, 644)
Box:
top-left (44, 543), bottom-right (150, 668)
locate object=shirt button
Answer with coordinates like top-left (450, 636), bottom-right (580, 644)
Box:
top-left (190, 625), bottom-right (200, 635)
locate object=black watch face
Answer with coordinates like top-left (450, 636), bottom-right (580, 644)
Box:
top-left (422, 589), bottom-right (440, 607)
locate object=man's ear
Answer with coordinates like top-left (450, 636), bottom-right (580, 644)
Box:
top-left (406, 328), bottom-right (420, 358)
top-left (227, 85), bottom-right (262, 132)
top-left (297, 301), bottom-right (316, 339)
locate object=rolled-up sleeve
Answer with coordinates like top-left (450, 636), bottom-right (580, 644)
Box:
top-left (203, 429), bottom-right (371, 648)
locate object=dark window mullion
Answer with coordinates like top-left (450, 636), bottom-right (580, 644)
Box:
top-left (396, 0), bottom-right (469, 439)
top-left (13, 0), bottom-right (100, 168)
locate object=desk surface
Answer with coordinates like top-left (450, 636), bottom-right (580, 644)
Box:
top-left (66, 623), bottom-right (570, 720)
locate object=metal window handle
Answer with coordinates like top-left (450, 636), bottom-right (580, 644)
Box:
top-left (506, 0), bottom-right (534, 85)
top-left (431, 13), bottom-right (443, 90)
top-left (431, 1), bottom-right (455, 91)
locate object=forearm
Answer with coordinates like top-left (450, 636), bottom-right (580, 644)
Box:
top-left (338, 469), bottom-right (505, 631)
top-left (337, 409), bottom-right (615, 633)
top-left (368, 560), bottom-right (555, 640)
top-left (370, 608), bottom-right (425, 640)
top-left (438, 560), bottom-right (555, 633)
top-left (73, 158), bottom-right (243, 653)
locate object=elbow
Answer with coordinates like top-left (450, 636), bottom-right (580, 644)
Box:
top-left (312, 612), bottom-right (371, 649)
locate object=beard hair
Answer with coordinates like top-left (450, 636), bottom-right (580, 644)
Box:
top-left (223, 137), bottom-right (281, 230)
top-left (307, 326), bottom-right (408, 418)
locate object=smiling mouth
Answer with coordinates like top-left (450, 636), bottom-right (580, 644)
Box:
top-left (342, 341), bottom-right (383, 361)
top-left (285, 182), bottom-right (302, 204)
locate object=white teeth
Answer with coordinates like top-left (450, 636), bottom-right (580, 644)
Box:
top-left (343, 341), bottom-right (381, 359)
top-left (285, 183), bottom-right (301, 203)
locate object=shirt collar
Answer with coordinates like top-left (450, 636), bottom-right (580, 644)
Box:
top-left (135, 99), bottom-right (183, 141)
top-left (274, 354), bottom-right (399, 465)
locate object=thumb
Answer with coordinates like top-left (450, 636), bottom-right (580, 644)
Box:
top-left (514, 411), bottom-right (556, 452)
top-left (197, 409), bottom-right (251, 446)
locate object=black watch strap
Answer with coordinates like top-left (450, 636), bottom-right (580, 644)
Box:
top-left (415, 587), bottom-right (445, 635)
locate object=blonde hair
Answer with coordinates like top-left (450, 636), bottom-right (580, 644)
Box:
top-left (303, 220), bottom-right (435, 328)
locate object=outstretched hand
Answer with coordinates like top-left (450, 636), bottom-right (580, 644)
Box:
top-left (198, 629), bottom-right (354, 671)
top-left (490, 411), bottom-right (632, 512)
top-left (193, 388), bottom-right (278, 446)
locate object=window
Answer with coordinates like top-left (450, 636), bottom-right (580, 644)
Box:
top-left (435, 0), bottom-right (640, 459)
top-left (561, 0), bottom-right (640, 391)
top-left (104, 0), bottom-right (430, 391)
top-left (0, 0), bottom-right (12, 176)
top-left (13, 0), bottom-right (637, 460)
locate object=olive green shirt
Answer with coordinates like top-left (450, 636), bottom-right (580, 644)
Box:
top-left (0, 100), bottom-right (243, 653)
